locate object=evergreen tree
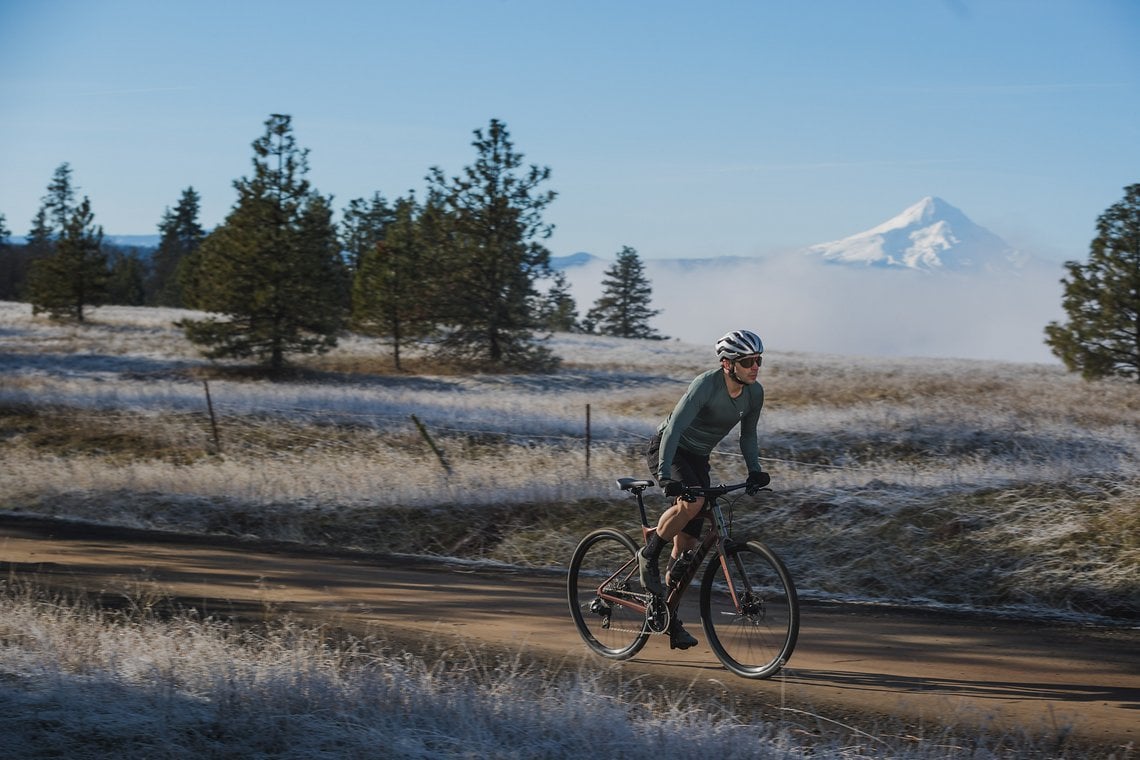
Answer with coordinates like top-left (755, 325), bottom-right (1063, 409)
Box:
top-left (28, 163), bottom-right (75, 255)
top-left (43, 163), bottom-right (76, 232)
top-left (14, 166), bottom-right (81, 305)
top-left (6, 210), bottom-right (53, 303)
top-left (536, 270), bottom-right (579, 332)
top-left (425, 119), bottom-right (559, 369)
top-left (352, 195), bottom-right (433, 370)
top-left (27, 196), bottom-right (109, 321)
top-left (152, 187), bottom-right (205, 307)
top-left (1045, 183), bottom-right (1140, 382)
top-left (412, 194), bottom-right (455, 323)
top-left (26, 208), bottom-right (53, 256)
top-left (295, 192), bottom-right (351, 329)
top-left (586, 246), bottom-right (666, 339)
top-left (107, 247), bottom-right (148, 305)
top-left (0, 213), bottom-right (16, 300)
top-left (180, 114), bottom-right (348, 371)
top-left (341, 192), bottom-right (395, 273)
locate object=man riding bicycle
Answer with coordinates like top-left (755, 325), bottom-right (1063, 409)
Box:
top-left (640, 329), bottom-right (771, 650)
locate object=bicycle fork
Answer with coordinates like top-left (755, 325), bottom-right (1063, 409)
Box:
top-left (702, 501), bottom-right (765, 621)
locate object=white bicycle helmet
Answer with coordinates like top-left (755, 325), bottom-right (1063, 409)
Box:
top-left (715, 329), bottom-right (764, 361)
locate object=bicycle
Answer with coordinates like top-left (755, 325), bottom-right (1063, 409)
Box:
top-left (567, 478), bottom-right (799, 679)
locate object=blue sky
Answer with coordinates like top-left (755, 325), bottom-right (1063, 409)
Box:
top-left (1, 0), bottom-right (1137, 263)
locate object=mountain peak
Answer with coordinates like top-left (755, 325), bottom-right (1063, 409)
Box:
top-left (876, 196), bottom-right (945, 229)
top-left (806, 197), bottom-right (1022, 273)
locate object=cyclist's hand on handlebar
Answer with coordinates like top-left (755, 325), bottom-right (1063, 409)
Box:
top-left (746, 470), bottom-right (771, 494)
top-left (660, 478), bottom-right (685, 498)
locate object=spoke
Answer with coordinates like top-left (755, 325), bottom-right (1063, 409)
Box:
top-left (568, 530), bottom-right (650, 660)
top-left (701, 542), bottom-right (798, 679)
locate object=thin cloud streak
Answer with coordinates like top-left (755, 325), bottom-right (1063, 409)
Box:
top-left (878, 82), bottom-right (1130, 96)
top-left (86, 86), bottom-right (198, 97)
top-left (655, 158), bottom-right (966, 176)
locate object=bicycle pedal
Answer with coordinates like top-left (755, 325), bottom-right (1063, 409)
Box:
top-left (668, 624), bottom-right (699, 650)
top-left (669, 637), bottom-right (698, 651)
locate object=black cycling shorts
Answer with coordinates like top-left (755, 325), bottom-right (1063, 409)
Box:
top-left (646, 432), bottom-right (710, 538)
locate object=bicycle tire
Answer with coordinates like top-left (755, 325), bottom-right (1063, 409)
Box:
top-left (567, 528), bottom-right (650, 660)
top-left (699, 539), bottom-right (799, 679)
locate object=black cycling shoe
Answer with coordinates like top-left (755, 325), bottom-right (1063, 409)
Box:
top-left (669, 622), bottom-right (698, 650)
top-left (638, 546), bottom-right (663, 596)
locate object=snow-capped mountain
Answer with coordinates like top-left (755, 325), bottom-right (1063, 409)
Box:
top-left (804, 196), bottom-right (1024, 273)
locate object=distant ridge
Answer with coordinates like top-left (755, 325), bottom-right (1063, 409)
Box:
top-left (7, 234), bottom-right (162, 249)
top-left (549, 252), bottom-right (598, 269)
top-left (105, 234), bottom-right (161, 248)
top-left (804, 196), bottom-right (1024, 273)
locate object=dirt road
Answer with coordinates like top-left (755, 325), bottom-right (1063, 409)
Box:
top-left (1, 515), bottom-right (1136, 753)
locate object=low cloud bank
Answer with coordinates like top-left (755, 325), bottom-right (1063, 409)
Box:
top-left (559, 254), bottom-right (1066, 364)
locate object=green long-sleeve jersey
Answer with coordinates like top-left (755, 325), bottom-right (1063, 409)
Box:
top-left (655, 367), bottom-right (764, 483)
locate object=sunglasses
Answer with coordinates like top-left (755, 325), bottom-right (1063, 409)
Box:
top-left (735, 356), bottom-right (763, 369)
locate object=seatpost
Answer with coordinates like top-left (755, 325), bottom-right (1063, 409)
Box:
top-left (634, 487), bottom-right (650, 529)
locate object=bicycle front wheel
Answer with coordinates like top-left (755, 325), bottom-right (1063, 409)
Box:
top-left (567, 528), bottom-right (650, 660)
top-left (700, 540), bottom-right (799, 679)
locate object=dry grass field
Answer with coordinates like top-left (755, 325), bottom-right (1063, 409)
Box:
top-left (3, 301), bottom-right (1136, 623)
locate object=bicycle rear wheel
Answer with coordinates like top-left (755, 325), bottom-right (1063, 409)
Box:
top-left (700, 540), bottom-right (798, 679)
top-left (567, 528), bottom-right (650, 660)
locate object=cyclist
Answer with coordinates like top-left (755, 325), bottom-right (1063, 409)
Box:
top-left (640, 329), bottom-right (771, 650)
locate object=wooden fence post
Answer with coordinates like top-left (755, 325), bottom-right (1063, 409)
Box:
top-left (411, 414), bottom-right (452, 475)
top-left (585, 403), bottom-right (591, 480)
top-left (202, 380), bottom-right (222, 453)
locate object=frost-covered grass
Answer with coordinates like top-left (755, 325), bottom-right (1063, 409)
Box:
top-left (0, 585), bottom-right (1101, 760)
top-left (0, 585), bottom-right (789, 759)
top-left (2, 300), bottom-right (1139, 624)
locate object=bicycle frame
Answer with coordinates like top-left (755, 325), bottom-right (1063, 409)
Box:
top-left (602, 478), bottom-right (750, 619)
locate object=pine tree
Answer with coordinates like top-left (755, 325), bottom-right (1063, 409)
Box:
top-left (425, 119), bottom-right (559, 369)
top-left (107, 247), bottom-right (147, 305)
top-left (25, 208), bottom-right (51, 256)
top-left (43, 163), bottom-right (76, 232)
top-left (412, 195), bottom-right (455, 325)
top-left (586, 246), bottom-right (666, 339)
top-left (28, 196), bottom-right (109, 321)
top-left (341, 192), bottom-right (395, 273)
top-left (1045, 183), bottom-right (1140, 382)
top-left (152, 187), bottom-right (205, 307)
top-left (294, 192), bottom-right (351, 335)
top-left (180, 114), bottom-right (348, 371)
top-left (352, 195), bottom-right (433, 370)
top-left (8, 210), bottom-right (53, 303)
top-left (0, 213), bottom-right (15, 300)
top-left (20, 163), bottom-right (80, 304)
top-left (536, 270), bottom-right (579, 332)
